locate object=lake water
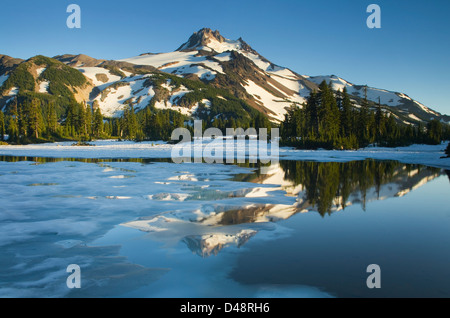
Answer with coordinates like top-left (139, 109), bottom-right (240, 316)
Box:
top-left (0, 157), bottom-right (449, 298)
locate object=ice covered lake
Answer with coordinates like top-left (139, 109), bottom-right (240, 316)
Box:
top-left (0, 141), bottom-right (449, 298)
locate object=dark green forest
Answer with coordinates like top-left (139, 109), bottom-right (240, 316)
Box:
top-left (280, 81), bottom-right (450, 149)
top-left (0, 95), bottom-right (270, 144)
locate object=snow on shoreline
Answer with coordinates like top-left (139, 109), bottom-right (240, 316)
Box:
top-left (0, 140), bottom-right (449, 169)
top-left (280, 143), bottom-right (450, 169)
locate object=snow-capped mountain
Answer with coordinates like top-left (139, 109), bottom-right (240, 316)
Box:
top-left (0, 28), bottom-right (448, 124)
top-left (117, 28), bottom-right (316, 121)
top-left (116, 28), bottom-right (448, 123)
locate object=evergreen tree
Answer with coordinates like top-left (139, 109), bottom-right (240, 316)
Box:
top-left (85, 103), bottom-right (92, 137)
top-left (318, 81), bottom-right (340, 146)
top-left (173, 112), bottom-right (185, 129)
top-left (65, 101), bottom-right (80, 137)
top-left (281, 106), bottom-right (295, 143)
top-left (385, 114), bottom-right (398, 144)
top-left (426, 119), bottom-right (442, 145)
top-left (358, 86), bottom-right (371, 146)
top-left (123, 104), bottom-right (138, 140)
top-left (375, 98), bottom-right (384, 145)
top-left (154, 111), bottom-right (164, 140)
top-left (7, 102), bottom-right (19, 143)
top-left (78, 103), bottom-right (86, 136)
top-left (29, 98), bottom-right (42, 139)
top-left (305, 90), bottom-right (319, 139)
top-left (340, 87), bottom-right (353, 138)
top-left (416, 123), bottom-right (425, 144)
top-left (47, 101), bottom-right (58, 135)
top-left (93, 107), bottom-right (104, 138)
top-left (18, 101), bottom-right (28, 138)
top-left (0, 111), bottom-right (5, 141)
top-left (143, 106), bottom-right (153, 138)
top-left (367, 110), bottom-right (376, 144)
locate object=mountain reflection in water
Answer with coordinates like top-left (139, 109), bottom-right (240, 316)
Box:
top-left (122, 159), bottom-right (444, 257)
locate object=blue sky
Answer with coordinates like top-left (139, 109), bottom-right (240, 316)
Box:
top-left (1, 0), bottom-right (449, 115)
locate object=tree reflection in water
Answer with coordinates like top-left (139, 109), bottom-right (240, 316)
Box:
top-left (242, 160), bottom-right (443, 217)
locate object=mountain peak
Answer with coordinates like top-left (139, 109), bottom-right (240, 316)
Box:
top-left (197, 28), bottom-right (225, 42)
top-left (176, 28), bottom-right (230, 51)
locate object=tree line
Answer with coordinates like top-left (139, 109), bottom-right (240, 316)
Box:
top-left (280, 80), bottom-right (450, 149)
top-left (0, 98), bottom-right (196, 144)
top-left (1, 98), bottom-right (104, 144)
top-left (1, 80), bottom-right (449, 147)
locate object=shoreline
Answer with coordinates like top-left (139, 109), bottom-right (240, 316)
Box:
top-left (0, 140), bottom-right (449, 170)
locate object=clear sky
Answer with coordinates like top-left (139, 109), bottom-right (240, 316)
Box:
top-left (1, 0), bottom-right (449, 115)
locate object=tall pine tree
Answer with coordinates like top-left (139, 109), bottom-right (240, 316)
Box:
top-left (29, 98), bottom-right (42, 139)
top-left (46, 101), bottom-right (58, 135)
top-left (340, 87), bottom-right (353, 138)
top-left (0, 111), bottom-right (5, 141)
top-left (93, 107), bottom-right (104, 138)
top-left (358, 86), bottom-right (371, 146)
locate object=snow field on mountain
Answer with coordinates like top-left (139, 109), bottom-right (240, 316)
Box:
top-left (153, 100), bottom-right (199, 117)
top-left (408, 113), bottom-right (421, 121)
top-left (242, 52), bottom-right (271, 71)
top-left (120, 51), bottom-right (224, 77)
top-left (201, 38), bottom-right (242, 53)
top-left (94, 84), bottom-right (133, 117)
top-left (89, 72), bottom-right (204, 117)
top-left (178, 37), bottom-right (242, 53)
top-left (36, 67), bottom-right (46, 76)
top-left (0, 74), bottom-right (9, 87)
top-left (8, 87), bottom-right (19, 96)
top-left (91, 75), bottom-right (154, 116)
top-left (153, 83), bottom-right (201, 116)
top-left (414, 100), bottom-right (440, 116)
top-left (171, 64), bottom-right (217, 80)
top-left (243, 79), bottom-right (296, 121)
top-left (213, 52), bottom-right (232, 62)
top-left (39, 81), bottom-right (49, 93)
top-left (77, 67), bottom-right (122, 87)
